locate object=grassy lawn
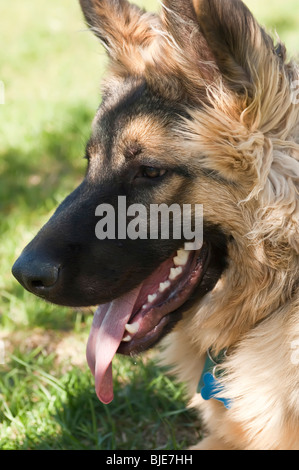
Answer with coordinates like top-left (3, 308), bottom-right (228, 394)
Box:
top-left (0, 0), bottom-right (298, 450)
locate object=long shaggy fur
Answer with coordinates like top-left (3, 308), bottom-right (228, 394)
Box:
top-left (79, 0), bottom-right (299, 450)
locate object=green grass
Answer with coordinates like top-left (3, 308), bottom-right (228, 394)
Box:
top-left (0, 349), bottom-right (201, 450)
top-left (0, 0), bottom-right (298, 450)
top-left (246, 0), bottom-right (299, 55)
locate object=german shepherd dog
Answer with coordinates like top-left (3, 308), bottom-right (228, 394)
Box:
top-left (12, 0), bottom-right (299, 450)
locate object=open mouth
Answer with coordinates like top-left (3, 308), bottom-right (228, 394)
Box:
top-left (86, 242), bottom-right (210, 404)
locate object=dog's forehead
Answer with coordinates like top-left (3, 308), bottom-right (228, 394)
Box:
top-left (95, 77), bottom-right (147, 121)
top-left (86, 78), bottom-right (184, 171)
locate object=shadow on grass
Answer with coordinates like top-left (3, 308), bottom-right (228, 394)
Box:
top-left (0, 103), bottom-right (93, 220)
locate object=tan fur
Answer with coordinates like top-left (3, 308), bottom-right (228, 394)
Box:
top-left (80, 0), bottom-right (299, 450)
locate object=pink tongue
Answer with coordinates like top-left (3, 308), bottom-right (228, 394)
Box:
top-left (86, 286), bottom-right (142, 404)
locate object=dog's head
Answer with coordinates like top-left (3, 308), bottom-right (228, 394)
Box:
top-left (12, 0), bottom-right (299, 403)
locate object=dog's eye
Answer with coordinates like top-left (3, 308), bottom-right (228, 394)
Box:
top-left (132, 166), bottom-right (168, 184)
top-left (142, 167), bottom-right (167, 179)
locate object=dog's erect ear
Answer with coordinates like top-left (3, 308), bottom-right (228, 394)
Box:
top-left (159, 0), bottom-right (280, 100)
top-left (79, 0), bottom-right (159, 72)
top-left (152, 0), bottom-right (218, 98)
top-left (193, 0), bottom-right (278, 95)
top-left (161, 0), bottom-right (210, 62)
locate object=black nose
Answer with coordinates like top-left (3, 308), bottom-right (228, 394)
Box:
top-left (12, 254), bottom-right (60, 295)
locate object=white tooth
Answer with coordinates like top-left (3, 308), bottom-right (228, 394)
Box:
top-left (122, 334), bottom-right (132, 342)
top-left (169, 266), bottom-right (183, 280)
top-left (125, 322), bottom-right (139, 335)
top-left (159, 280), bottom-right (171, 293)
top-left (173, 249), bottom-right (189, 266)
top-left (148, 293), bottom-right (157, 303)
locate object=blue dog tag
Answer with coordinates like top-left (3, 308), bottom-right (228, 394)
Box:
top-left (200, 372), bottom-right (232, 409)
top-left (197, 350), bottom-right (232, 410)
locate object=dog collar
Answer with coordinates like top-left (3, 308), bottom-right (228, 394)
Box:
top-left (197, 348), bottom-right (232, 409)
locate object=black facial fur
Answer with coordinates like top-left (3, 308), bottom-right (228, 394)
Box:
top-left (12, 79), bottom-right (228, 313)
